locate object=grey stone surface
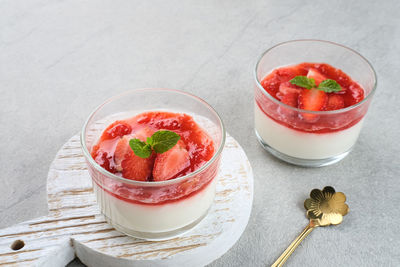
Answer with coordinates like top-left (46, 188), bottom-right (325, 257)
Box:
top-left (1, 0), bottom-right (399, 266)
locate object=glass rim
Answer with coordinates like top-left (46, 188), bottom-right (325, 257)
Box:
top-left (80, 88), bottom-right (226, 187)
top-left (254, 39), bottom-right (377, 115)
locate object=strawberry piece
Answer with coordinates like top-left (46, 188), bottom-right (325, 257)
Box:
top-left (279, 82), bottom-right (301, 95)
top-left (114, 136), bottom-right (132, 171)
top-left (299, 88), bottom-right (328, 111)
top-left (348, 84), bottom-right (365, 104)
top-left (281, 93), bottom-right (298, 108)
top-left (91, 144), bottom-right (100, 158)
top-left (114, 127), bottom-right (154, 171)
top-left (133, 127), bottom-right (154, 142)
top-left (276, 66), bottom-right (305, 82)
top-left (278, 82), bottom-right (300, 108)
top-left (192, 130), bottom-right (215, 162)
top-left (121, 150), bottom-right (155, 181)
top-left (93, 149), bottom-right (117, 173)
top-left (153, 140), bottom-right (190, 181)
top-left (326, 94), bottom-right (345, 110)
top-left (298, 88), bottom-right (328, 122)
top-left (102, 121), bottom-right (132, 140)
top-left (307, 68), bottom-right (327, 86)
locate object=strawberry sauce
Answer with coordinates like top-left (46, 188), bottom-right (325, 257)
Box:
top-left (256, 63), bottom-right (367, 133)
top-left (89, 111), bottom-right (217, 205)
top-left (92, 111), bottom-right (215, 180)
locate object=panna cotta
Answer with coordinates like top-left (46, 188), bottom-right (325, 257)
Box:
top-left (81, 89), bottom-right (225, 240)
top-left (255, 62), bottom-right (371, 165)
top-left (92, 178), bottom-right (217, 233)
top-left (255, 104), bottom-right (364, 159)
top-left (89, 111), bottom-right (218, 237)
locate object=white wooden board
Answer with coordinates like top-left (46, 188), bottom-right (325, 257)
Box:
top-left (0, 133), bottom-right (253, 267)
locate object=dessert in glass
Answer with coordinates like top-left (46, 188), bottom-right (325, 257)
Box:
top-left (254, 40), bottom-right (377, 167)
top-left (81, 89), bottom-right (225, 240)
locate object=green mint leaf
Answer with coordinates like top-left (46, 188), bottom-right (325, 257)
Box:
top-left (128, 130), bottom-right (180, 157)
top-left (289, 76), bottom-right (316, 89)
top-left (317, 79), bottom-right (342, 93)
top-left (129, 139), bottom-right (152, 158)
top-left (151, 130), bottom-right (180, 154)
top-left (146, 137), bottom-right (153, 146)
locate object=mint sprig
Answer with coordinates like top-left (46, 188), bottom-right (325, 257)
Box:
top-left (150, 130), bottom-right (181, 153)
top-left (289, 76), bottom-right (341, 92)
top-left (129, 130), bottom-right (180, 158)
top-left (290, 76), bottom-right (316, 89)
top-left (317, 79), bottom-right (342, 93)
top-left (129, 139), bottom-right (152, 158)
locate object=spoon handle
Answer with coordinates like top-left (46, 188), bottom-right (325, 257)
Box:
top-left (271, 223), bottom-right (315, 267)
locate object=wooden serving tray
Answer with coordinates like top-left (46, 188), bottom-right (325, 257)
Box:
top-left (0, 133), bottom-right (253, 267)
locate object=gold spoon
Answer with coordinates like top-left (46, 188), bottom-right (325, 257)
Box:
top-left (271, 186), bottom-right (349, 267)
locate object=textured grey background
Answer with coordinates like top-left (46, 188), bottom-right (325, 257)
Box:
top-left (1, 0), bottom-right (399, 266)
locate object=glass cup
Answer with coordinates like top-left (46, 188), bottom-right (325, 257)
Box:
top-left (254, 40), bottom-right (377, 167)
top-left (81, 89), bottom-right (225, 240)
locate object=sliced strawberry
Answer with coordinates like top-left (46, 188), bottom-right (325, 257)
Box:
top-left (114, 136), bottom-right (132, 171)
top-left (153, 140), bottom-right (190, 181)
top-left (281, 93), bottom-right (298, 108)
top-left (121, 150), bottom-right (155, 181)
top-left (278, 82), bottom-right (300, 108)
top-left (133, 127), bottom-right (154, 142)
top-left (114, 127), bottom-right (154, 171)
top-left (326, 94), bottom-right (345, 110)
top-left (347, 84), bottom-right (365, 105)
top-left (276, 66), bottom-right (304, 82)
top-left (307, 68), bottom-right (327, 86)
top-left (93, 149), bottom-right (117, 173)
top-left (298, 88), bottom-right (328, 122)
top-left (299, 88), bottom-right (328, 111)
top-left (279, 82), bottom-right (301, 95)
top-left (102, 121), bottom-right (132, 140)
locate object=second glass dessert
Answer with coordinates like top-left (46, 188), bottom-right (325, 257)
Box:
top-left (254, 40), bottom-right (377, 167)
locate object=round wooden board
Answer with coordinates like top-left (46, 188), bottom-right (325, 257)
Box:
top-left (0, 133), bottom-right (253, 267)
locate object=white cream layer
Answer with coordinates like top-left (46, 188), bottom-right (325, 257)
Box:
top-left (254, 104), bottom-right (364, 159)
top-left (93, 178), bottom-right (216, 233)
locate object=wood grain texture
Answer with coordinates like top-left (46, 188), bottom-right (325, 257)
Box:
top-left (0, 133), bottom-right (253, 267)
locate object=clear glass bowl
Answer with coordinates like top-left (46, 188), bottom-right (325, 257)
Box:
top-left (254, 40), bottom-right (377, 167)
top-left (81, 89), bottom-right (225, 240)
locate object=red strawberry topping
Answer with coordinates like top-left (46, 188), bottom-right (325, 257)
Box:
top-left (343, 84), bottom-right (365, 106)
top-left (298, 88), bottom-right (328, 121)
top-left (326, 94), bottom-right (345, 110)
top-left (121, 150), bottom-right (155, 181)
top-left (280, 93), bottom-right (298, 108)
top-left (114, 136), bottom-right (132, 171)
top-left (153, 140), bottom-right (190, 181)
top-left (258, 62), bottom-right (367, 133)
top-left (278, 82), bottom-right (300, 108)
top-left (93, 149), bottom-right (117, 173)
top-left (102, 121), bottom-right (132, 140)
top-left (279, 82), bottom-right (301, 95)
top-left (307, 68), bottom-right (326, 86)
top-left (133, 127), bottom-right (154, 142)
top-left (114, 127), bottom-right (155, 171)
top-left (299, 89), bottom-right (328, 111)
